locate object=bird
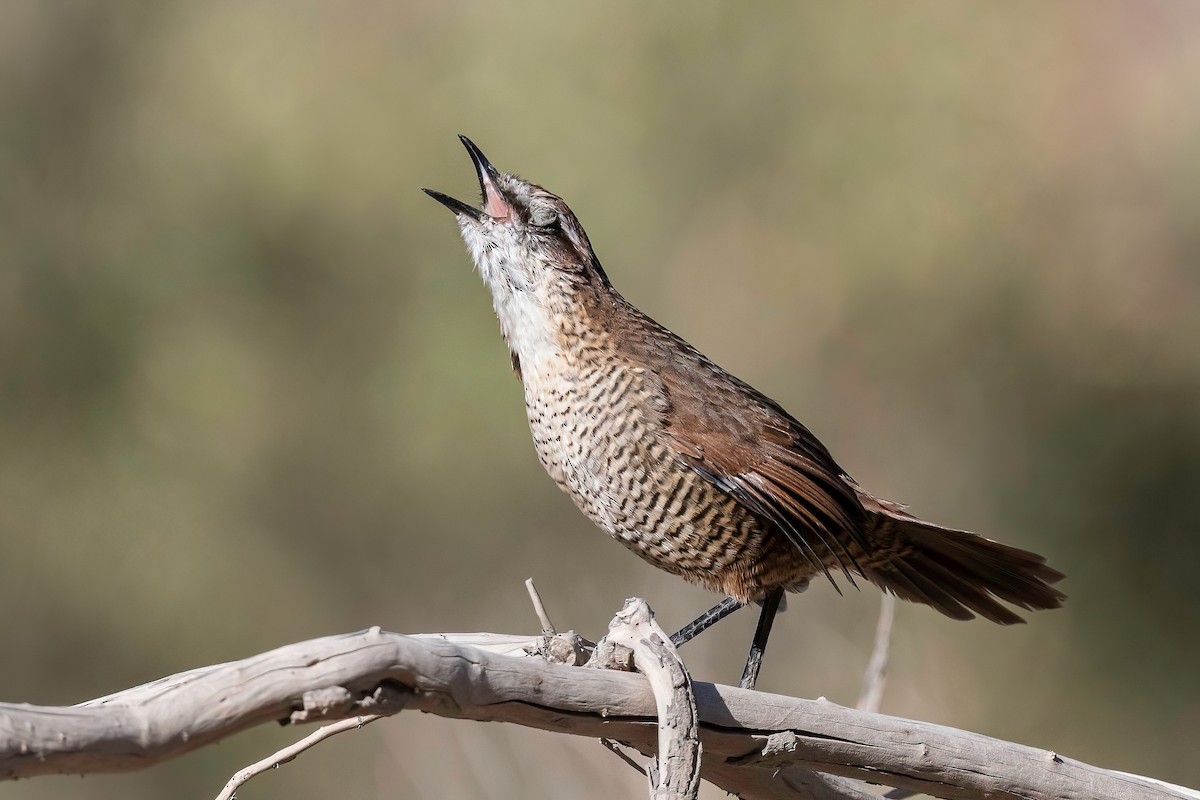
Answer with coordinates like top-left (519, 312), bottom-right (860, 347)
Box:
top-left (424, 136), bottom-right (1065, 690)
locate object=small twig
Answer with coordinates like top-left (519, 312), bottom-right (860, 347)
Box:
top-left (857, 592), bottom-right (896, 713)
top-left (599, 737), bottom-right (648, 777)
top-left (522, 580), bottom-right (594, 665)
top-left (525, 577), bottom-right (557, 635)
top-left (214, 715), bottom-right (382, 800)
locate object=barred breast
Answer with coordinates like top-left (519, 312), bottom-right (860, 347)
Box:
top-left (520, 334), bottom-right (813, 601)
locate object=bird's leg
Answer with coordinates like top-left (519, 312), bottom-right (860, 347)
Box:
top-left (739, 587), bottom-right (785, 690)
top-left (669, 596), bottom-right (745, 648)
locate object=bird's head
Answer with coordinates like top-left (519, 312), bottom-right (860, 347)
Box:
top-left (424, 136), bottom-right (609, 313)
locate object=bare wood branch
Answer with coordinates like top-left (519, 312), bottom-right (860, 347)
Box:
top-left (1, 624), bottom-right (1195, 800)
top-left (601, 598), bottom-right (701, 800)
top-left (857, 592), bottom-right (895, 713)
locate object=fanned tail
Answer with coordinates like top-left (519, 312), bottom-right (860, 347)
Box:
top-left (857, 491), bottom-right (1065, 625)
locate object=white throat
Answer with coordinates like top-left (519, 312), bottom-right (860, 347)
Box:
top-left (459, 219), bottom-right (569, 374)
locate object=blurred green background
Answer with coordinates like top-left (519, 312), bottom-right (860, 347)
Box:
top-left (2, 1), bottom-right (1198, 797)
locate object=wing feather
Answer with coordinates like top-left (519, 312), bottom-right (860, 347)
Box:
top-left (608, 298), bottom-right (870, 592)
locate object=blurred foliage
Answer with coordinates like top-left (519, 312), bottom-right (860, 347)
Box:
top-left (2, 1), bottom-right (1198, 798)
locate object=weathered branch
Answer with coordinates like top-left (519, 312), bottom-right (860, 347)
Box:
top-left (1, 623), bottom-right (1196, 800)
top-left (600, 598), bottom-right (701, 799)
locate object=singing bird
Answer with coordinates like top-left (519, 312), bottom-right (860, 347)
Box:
top-left (424, 136), bottom-right (1064, 689)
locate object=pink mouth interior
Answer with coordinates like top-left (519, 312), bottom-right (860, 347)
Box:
top-left (481, 177), bottom-right (511, 220)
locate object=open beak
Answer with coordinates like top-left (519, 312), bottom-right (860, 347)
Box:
top-left (423, 135), bottom-right (511, 222)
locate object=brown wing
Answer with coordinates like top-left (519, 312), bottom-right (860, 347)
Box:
top-left (611, 301), bottom-right (869, 588)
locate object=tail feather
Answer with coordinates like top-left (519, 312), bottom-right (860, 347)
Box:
top-left (886, 555), bottom-right (983, 621)
top-left (857, 492), bottom-right (1066, 625)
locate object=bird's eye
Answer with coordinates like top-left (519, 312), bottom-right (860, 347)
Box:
top-left (529, 206), bottom-right (560, 231)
